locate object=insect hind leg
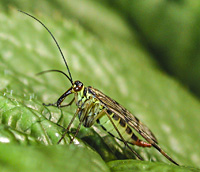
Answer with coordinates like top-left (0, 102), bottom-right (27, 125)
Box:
top-left (152, 143), bottom-right (179, 166)
top-left (105, 110), bottom-right (144, 160)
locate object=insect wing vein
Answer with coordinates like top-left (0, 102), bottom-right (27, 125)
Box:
top-left (88, 87), bottom-right (158, 144)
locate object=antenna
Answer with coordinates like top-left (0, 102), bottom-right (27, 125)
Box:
top-left (36, 69), bottom-right (73, 84)
top-left (18, 10), bottom-right (73, 84)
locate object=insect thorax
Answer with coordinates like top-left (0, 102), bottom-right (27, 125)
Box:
top-left (74, 86), bottom-right (105, 127)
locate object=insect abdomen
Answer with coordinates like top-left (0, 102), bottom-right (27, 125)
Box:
top-left (97, 110), bottom-right (151, 147)
top-left (97, 110), bottom-right (139, 145)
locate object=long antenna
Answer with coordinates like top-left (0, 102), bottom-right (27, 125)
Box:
top-left (36, 69), bottom-right (73, 85)
top-left (18, 10), bottom-right (73, 83)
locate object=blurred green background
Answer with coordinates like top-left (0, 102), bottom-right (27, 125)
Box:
top-left (0, 0), bottom-right (200, 172)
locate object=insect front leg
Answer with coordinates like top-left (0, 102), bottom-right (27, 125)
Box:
top-left (58, 97), bottom-right (75, 108)
top-left (43, 97), bottom-right (75, 108)
top-left (43, 87), bottom-right (74, 108)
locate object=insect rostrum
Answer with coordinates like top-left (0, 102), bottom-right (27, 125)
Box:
top-left (19, 10), bottom-right (179, 166)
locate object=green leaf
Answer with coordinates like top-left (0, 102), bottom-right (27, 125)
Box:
top-left (108, 160), bottom-right (199, 172)
top-left (0, 144), bottom-right (109, 172)
top-left (0, 1), bottom-right (200, 172)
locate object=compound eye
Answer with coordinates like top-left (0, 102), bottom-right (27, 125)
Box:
top-left (74, 81), bottom-right (83, 92)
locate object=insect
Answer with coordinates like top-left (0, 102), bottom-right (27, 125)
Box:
top-left (19, 10), bottom-right (179, 166)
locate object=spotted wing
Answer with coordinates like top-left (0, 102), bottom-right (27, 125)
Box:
top-left (88, 87), bottom-right (158, 144)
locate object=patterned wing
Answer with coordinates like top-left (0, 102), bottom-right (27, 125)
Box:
top-left (88, 87), bottom-right (180, 166)
top-left (88, 86), bottom-right (158, 144)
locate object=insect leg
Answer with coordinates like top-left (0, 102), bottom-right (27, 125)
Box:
top-left (69, 98), bottom-right (96, 143)
top-left (44, 87), bottom-right (73, 108)
top-left (69, 119), bottom-right (83, 144)
top-left (152, 143), bottom-right (179, 166)
top-left (105, 110), bottom-right (143, 161)
top-left (43, 98), bottom-right (75, 108)
top-left (58, 97), bottom-right (75, 108)
top-left (57, 108), bottom-right (80, 144)
top-left (43, 102), bottom-right (57, 107)
top-left (57, 98), bottom-right (91, 144)
top-left (56, 88), bottom-right (73, 107)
